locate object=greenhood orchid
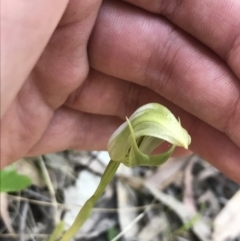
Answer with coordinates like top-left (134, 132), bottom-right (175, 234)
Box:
top-left (59, 103), bottom-right (191, 241)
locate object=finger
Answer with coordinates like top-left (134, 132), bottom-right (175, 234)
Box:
top-left (67, 70), bottom-right (191, 158)
top-left (28, 107), bottom-right (122, 156)
top-left (89, 0), bottom-right (240, 149)
top-left (59, 0), bottom-right (101, 26)
top-left (27, 105), bottom-right (189, 162)
top-left (1, 0), bottom-right (102, 167)
top-left (66, 69), bottom-right (161, 119)
top-left (0, 80), bottom-right (55, 168)
top-left (123, 0), bottom-right (240, 79)
top-left (66, 69), bottom-right (240, 183)
top-left (1, 0), bottom-right (69, 117)
top-left (31, 0), bottom-right (102, 110)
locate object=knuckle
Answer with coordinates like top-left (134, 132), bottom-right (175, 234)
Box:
top-left (224, 22), bottom-right (240, 64)
top-left (117, 83), bottom-right (143, 119)
top-left (159, 0), bottom-right (184, 20)
top-left (222, 93), bottom-right (240, 141)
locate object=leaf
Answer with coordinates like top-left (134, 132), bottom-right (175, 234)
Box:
top-left (117, 178), bottom-right (139, 239)
top-left (48, 221), bottom-right (65, 241)
top-left (0, 193), bottom-right (14, 233)
top-left (107, 226), bottom-right (118, 241)
top-left (60, 161), bottom-right (120, 241)
top-left (213, 190), bottom-right (240, 241)
top-left (0, 167), bottom-right (32, 193)
top-left (144, 182), bottom-right (211, 241)
top-left (16, 158), bottom-right (45, 187)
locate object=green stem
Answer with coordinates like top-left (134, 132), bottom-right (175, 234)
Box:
top-left (60, 160), bottom-right (120, 241)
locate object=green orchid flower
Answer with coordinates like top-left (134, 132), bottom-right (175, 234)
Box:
top-left (59, 103), bottom-right (191, 241)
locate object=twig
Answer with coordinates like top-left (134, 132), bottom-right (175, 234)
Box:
top-left (0, 193), bottom-right (15, 233)
top-left (19, 202), bottom-right (29, 241)
top-left (183, 156), bottom-right (197, 215)
top-left (0, 233), bottom-right (48, 239)
top-left (1, 202), bottom-right (36, 241)
top-left (38, 156), bottom-right (60, 224)
top-left (27, 208), bottom-right (37, 233)
top-left (0, 196), bottom-right (20, 234)
top-left (8, 194), bottom-right (162, 213)
top-left (111, 199), bottom-right (156, 241)
top-left (22, 189), bottom-right (51, 202)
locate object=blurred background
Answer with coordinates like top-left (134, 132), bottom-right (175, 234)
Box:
top-left (0, 151), bottom-right (240, 241)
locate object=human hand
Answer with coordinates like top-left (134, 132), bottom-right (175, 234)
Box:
top-left (86, 0), bottom-right (240, 182)
top-left (1, 0), bottom-right (124, 167)
top-left (1, 0), bottom-right (240, 183)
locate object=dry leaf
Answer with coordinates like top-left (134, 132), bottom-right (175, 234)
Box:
top-left (144, 182), bottom-right (211, 241)
top-left (138, 215), bottom-right (168, 240)
top-left (0, 193), bottom-right (14, 233)
top-left (213, 190), bottom-right (240, 241)
top-left (117, 168), bottom-right (139, 239)
top-left (63, 170), bottom-right (101, 230)
top-left (145, 156), bottom-right (189, 189)
top-left (15, 158), bottom-right (45, 187)
top-left (198, 190), bottom-right (220, 214)
top-left (183, 158), bottom-right (197, 215)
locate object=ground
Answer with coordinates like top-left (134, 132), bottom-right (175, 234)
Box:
top-left (0, 151), bottom-right (240, 241)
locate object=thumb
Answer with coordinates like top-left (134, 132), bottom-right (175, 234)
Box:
top-left (1, 0), bottom-right (69, 118)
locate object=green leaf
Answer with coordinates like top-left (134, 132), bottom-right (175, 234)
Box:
top-left (0, 167), bottom-right (32, 192)
top-left (107, 226), bottom-right (118, 241)
top-left (60, 161), bottom-right (120, 241)
top-left (48, 221), bottom-right (65, 241)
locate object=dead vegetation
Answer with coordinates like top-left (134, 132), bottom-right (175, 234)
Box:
top-left (0, 151), bottom-right (239, 241)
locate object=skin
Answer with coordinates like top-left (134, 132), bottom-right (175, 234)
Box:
top-left (1, 0), bottom-right (240, 183)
